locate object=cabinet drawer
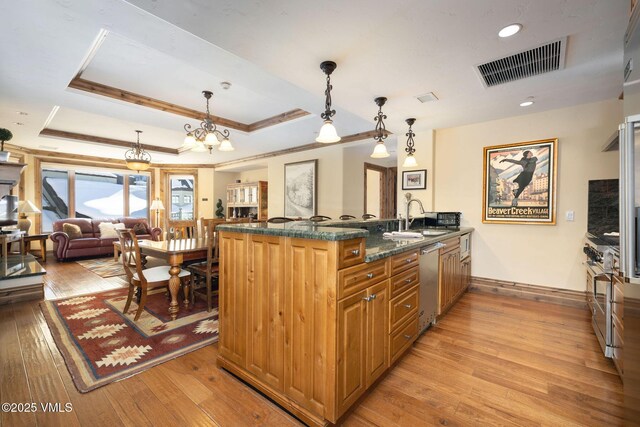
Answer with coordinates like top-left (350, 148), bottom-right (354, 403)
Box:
top-left (389, 316), bottom-right (418, 365)
top-left (389, 266), bottom-right (419, 299)
top-left (338, 258), bottom-right (389, 299)
top-left (440, 237), bottom-right (460, 254)
top-left (338, 238), bottom-right (366, 269)
top-left (389, 286), bottom-right (419, 332)
top-left (390, 250), bottom-right (419, 275)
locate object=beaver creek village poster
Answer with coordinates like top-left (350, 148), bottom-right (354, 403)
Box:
top-left (482, 138), bottom-right (558, 225)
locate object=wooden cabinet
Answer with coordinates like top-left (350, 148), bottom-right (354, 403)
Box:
top-left (438, 236), bottom-right (470, 316)
top-left (336, 280), bottom-right (388, 415)
top-left (226, 181), bottom-right (268, 220)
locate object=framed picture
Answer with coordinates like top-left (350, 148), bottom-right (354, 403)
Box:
top-left (284, 159), bottom-right (317, 218)
top-left (482, 138), bottom-right (558, 225)
top-left (402, 170), bottom-right (427, 190)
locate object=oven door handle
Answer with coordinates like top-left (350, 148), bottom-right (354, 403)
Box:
top-left (583, 261), bottom-right (611, 281)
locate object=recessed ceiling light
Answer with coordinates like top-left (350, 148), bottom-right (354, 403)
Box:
top-left (416, 92), bottom-right (439, 103)
top-left (499, 23), bottom-right (522, 38)
top-left (16, 111), bottom-right (28, 115)
top-left (12, 122), bottom-right (24, 125)
top-left (519, 99), bottom-right (534, 107)
top-left (220, 81), bottom-right (232, 90)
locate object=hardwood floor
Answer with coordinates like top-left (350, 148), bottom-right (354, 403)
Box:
top-left (0, 256), bottom-right (623, 426)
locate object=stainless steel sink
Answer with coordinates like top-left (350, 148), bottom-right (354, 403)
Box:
top-left (421, 230), bottom-right (450, 236)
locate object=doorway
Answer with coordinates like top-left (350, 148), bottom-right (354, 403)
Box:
top-left (364, 163), bottom-right (397, 219)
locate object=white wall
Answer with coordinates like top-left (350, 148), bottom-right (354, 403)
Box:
top-left (239, 168), bottom-right (268, 183)
top-left (434, 99), bottom-right (621, 291)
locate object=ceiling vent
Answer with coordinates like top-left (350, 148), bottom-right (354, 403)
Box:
top-left (416, 92), bottom-right (439, 103)
top-left (476, 37), bottom-right (567, 88)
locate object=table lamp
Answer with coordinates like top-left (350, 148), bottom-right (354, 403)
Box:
top-left (17, 200), bottom-right (41, 234)
top-left (150, 198), bottom-right (165, 228)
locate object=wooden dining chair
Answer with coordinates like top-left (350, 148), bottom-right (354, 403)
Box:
top-left (167, 219), bottom-right (198, 239)
top-left (200, 217), bottom-right (226, 237)
top-left (187, 220), bottom-right (219, 312)
top-left (362, 213), bottom-right (377, 220)
top-left (309, 215), bottom-right (332, 222)
top-left (117, 229), bottom-right (191, 321)
top-left (267, 217), bottom-right (294, 223)
top-left (339, 215), bottom-right (356, 220)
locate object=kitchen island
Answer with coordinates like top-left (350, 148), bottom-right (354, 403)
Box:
top-left (216, 221), bottom-right (472, 426)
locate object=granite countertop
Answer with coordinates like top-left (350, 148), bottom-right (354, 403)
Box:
top-left (216, 221), bottom-right (368, 241)
top-left (364, 227), bottom-right (474, 262)
top-left (218, 220), bottom-right (473, 260)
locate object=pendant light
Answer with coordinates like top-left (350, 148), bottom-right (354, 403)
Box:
top-left (125, 130), bottom-right (151, 172)
top-left (370, 97), bottom-right (390, 158)
top-left (316, 61), bottom-right (341, 143)
top-left (182, 90), bottom-right (233, 154)
top-left (402, 118), bottom-right (418, 168)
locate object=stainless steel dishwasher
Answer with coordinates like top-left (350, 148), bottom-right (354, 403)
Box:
top-left (418, 242), bottom-right (445, 333)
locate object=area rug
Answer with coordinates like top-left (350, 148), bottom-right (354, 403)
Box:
top-left (75, 257), bottom-right (125, 278)
top-left (41, 287), bottom-right (218, 392)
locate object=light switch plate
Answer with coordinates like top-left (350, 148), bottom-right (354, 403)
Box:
top-left (566, 211), bottom-right (575, 221)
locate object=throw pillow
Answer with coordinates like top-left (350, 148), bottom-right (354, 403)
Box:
top-left (62, 223), bottom-right (83, 240)
top-left (98, 222), bottom-right (123, 239)
top-left (132, 222), bottom-right (148, 235)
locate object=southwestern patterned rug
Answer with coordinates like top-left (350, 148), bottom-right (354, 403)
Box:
top-left (75, 257), bottom-right (125, 278)
top-left (41, 287), bottom-right (218, 393)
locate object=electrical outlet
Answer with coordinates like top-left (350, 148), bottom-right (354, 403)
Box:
top-left (566, 211), bottom-right (575, 221)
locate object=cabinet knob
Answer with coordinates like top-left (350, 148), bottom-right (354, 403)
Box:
top-left (351, 249), bottom-right (360, 256)
top-left (363, 296), bottom-right (372, 302)
top-left (366, 273), bottom-right (374, 279)
top-left (370, 293), bottom-right (377, 300)
top-left (405, 278), bottom-right (412, 284)
top-left (403, 334), bottom-right (413, 340)
top-left (403, 304), bottom-right (412, 309)
top-left (406, 258), bottom-right (412, 263)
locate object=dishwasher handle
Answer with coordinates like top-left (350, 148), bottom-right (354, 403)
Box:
top-left (420, 242), bottom-right (445, 255)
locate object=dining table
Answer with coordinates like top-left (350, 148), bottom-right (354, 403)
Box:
top-left (135, 237), bottom-right (209, 320)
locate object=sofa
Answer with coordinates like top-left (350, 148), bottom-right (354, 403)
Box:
top-left (50, 217), bottom-right (161, 261)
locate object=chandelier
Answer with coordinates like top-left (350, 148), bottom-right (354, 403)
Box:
top-left (370, 97), bottom-right (390, 158)
top-left (183, 90), bottom-right (234, 154)
top-left (125, 130), bottom-right (151, 172)
top-left (402, 118), bottom-right (418, 168)
top-left (316, 61), bottom-right (341, 143)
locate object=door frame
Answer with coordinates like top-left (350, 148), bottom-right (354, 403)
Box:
top-left (363, 163), bottom-right (396, 218)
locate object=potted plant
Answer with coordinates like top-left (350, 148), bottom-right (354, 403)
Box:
top-left (0, 128), bottom-right (13, 162)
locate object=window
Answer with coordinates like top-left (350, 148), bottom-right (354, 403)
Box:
top-left (170, 176), bottom-right (194, 220)
top-left (41, 168), bottom-right (69, 232)
top-left (40, 165), bottom-right (150, 232)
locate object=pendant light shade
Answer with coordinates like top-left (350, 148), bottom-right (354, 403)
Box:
top-left (191, 141), bottom-right (208, 152)
top-left (183, 133), bottom-right (197, 148)
top-left (125, 130), bottom-right (151, 172)
top-left (182, 90), bottom-right (231, 154)
top-left (316, 61), bottom-right (341, 143)
top-left (402, 118), bottom-right (418, 168)
top-left (371, 142), bottom-right (390, 158)
top-left (316, 119), bottom-right (340, 143)
top-left (218, 138), bottom-right (234, 152)
top-left (204, 132), bottom-right (220, 146)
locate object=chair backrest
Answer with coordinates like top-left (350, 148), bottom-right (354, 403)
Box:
top-left (362, 213), bottom-right (377, 220)
top-left (339, 215), bottom-right (356, 220)
top-left (200, 218), bottom-right (226, 238)
top-left (167, 219), bottom-right (197, 239)
top-left (202, 219), bottom-right (220, 276)
top-left (267, 217), bottom-right (294, 223)
top-left (309, 215), bottom-right (332, 222)
top-left (117, 229), bottom-right (146, 286)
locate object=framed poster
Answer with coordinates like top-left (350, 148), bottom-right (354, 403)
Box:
top-left (482, 138), bottom-right (558, 225)
top-left (284, 159), bottom-right (317, 218)
top-left (402, 169), bottom-right (427, 190)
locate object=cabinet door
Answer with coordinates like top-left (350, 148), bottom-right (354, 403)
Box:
top-left (336, 290), bottom-right (368, 416)
top-left (438, 251), bottom-right (460, 314)
top-left (366, 280), bottom-right (389, 387)
top-left (219, 232), bottom-right (248, 366)
top-left (461, 258), bottom-right (471, 291)
top-left (247, 235), bottom-right (285, 391)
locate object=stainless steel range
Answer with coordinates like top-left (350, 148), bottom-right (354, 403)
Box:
top-left (584, 234), bottom-right (618, 358)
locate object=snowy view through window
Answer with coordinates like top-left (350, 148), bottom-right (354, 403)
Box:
top-left (41, 168), bottom-right (149, 231)
top-left (170, 177), bottom-right (194, 220)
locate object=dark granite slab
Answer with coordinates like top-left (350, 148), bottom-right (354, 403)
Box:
top-left (364, 227), bottom-right (474, 262)
top-left (216, 222), bottom-right (369, 241)
top-left (0, 254), bottom-right (46, 281)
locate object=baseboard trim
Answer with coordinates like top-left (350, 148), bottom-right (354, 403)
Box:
top-left (469, 276), bottom-right (587, 309)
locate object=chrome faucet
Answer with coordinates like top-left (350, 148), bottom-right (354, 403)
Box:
top-left (404, 193), bottom-right (425, 230)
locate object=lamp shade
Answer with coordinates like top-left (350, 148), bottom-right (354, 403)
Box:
top-left (150, 199), bottom-right (165, 211)
top-left (183, 134), bottom-right (197, 148)
top-left (18, 200), bottom-right (41, 214)
top-left (402, 154), bottom-right (418, 168)
top-left (316, 120), bottom-right (341, 143)
top-left (218, 138), bottom-right (234, 151)
top-left (370, 142), bottom-right (390, 158)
